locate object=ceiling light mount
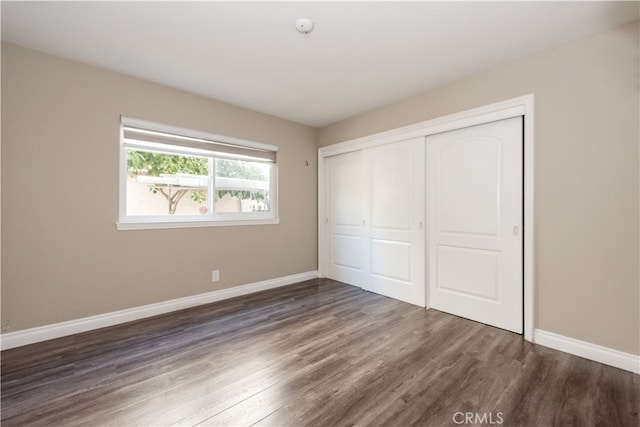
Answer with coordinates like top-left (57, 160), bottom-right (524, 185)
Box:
top-left (295, 18), bottom-right (314, 35)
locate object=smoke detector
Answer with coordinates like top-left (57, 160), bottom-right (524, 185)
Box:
top-left (295, 18), bottom-right (314, 34)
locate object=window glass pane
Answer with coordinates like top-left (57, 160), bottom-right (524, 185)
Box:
top-left (126, 149), bottom-right (209, 216)
top-left (214, 158), bottom-right (270, 213)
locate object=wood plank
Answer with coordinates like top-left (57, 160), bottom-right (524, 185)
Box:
top-left (1, 279), bottom-right (638, 426)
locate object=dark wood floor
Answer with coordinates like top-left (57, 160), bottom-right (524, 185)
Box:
top-left (1, 279), bottom-right (638, 426)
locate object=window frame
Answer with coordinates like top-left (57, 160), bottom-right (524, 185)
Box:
top-left (117, 117), bottom-right (279, 230)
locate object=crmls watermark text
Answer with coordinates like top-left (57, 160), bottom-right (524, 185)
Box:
top-left (452, 411), bottom-right (504, 425)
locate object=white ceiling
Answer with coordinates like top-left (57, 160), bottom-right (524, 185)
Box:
top-left (2, 1), bottom-right (638, 127)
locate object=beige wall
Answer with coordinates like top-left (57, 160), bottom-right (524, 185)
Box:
top-left (320, 21), bottom-right (640, 355)
top-left (1, 43), bottom-right (318, 332)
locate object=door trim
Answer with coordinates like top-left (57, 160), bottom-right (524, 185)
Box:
top-left (318, 94), bottom-right (534, 341)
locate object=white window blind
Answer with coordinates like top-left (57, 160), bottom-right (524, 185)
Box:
top-left (121, 116), bottom-right (278, 162)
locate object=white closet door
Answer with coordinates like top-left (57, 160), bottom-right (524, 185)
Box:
top-left (325, 151), bottom-right (366, 287)
top-left (365, 137), bottom-right (425, 306)
top-left (427, 117), bottom-right (523, 333)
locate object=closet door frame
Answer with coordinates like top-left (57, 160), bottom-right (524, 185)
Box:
top-left (319, 94), bottom-right (534, 341)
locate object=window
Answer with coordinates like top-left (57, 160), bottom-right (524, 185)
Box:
top-left (118, 117), bottom-right (278, 230)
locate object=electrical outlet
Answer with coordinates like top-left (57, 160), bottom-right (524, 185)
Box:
top-left (211, 270), bottom-right (220, 282)
top-left (1, 320), bottom-right (10, 333)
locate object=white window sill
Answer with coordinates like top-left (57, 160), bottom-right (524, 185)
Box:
top-left (116, 217), bottom-right (279, 231)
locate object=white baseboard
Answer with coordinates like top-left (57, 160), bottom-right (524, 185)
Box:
top-left (0, 270), bottom-right (319, 351)
top-left (533, 329), bottom-right (640, 374)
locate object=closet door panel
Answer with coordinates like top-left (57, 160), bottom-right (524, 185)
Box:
top-left (325, 151), bottom-right (366, 287)
top-left (427, 117), bottom-right (523, 333)
top-left (365, 137), bottom-right (425, 307)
